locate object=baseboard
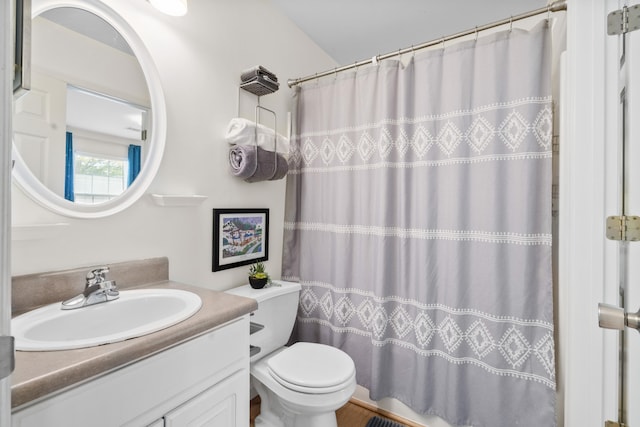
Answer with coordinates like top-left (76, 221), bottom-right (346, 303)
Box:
top-left (252, 394), bottom-right (426, 427)
top-left (348, 397), bottom-right (426, 427)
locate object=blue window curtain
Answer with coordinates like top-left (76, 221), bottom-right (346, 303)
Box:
top-left (64, 132), bottom-right (74, 201)
top-left (128, 144), bottom-right (141, 186)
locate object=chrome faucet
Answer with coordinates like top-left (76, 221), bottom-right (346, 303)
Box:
top-left (61, 267), bottom-right (119, 310)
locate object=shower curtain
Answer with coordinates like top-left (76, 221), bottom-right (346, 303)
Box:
top-left (282, 21), bottom-right (555, 427)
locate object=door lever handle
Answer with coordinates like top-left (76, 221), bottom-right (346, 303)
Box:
top-left (598, 303), bottom-right (640, 331)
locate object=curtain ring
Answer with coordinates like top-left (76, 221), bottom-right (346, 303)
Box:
top-left (315, 73), bottom-right (319, 85)
top-left (509, 16), bottom-right (513, 32)
top-left (474, 26), bottom-right (478, 41)
top-left (547, 5), bottom-right (551, 22)
top-left (411, 45), bottom-right (415, 58)
top-left (354, 61), bottom-right (358, 73)
top-left (334, 67), bottom-right (338, 81)
top-left (441, 36), bottom-right (445, 49)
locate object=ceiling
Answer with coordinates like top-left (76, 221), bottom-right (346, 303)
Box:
top-left (269, 0), bottom-right (547, 65)
top-left (43, 1), bottom-right (550, 70)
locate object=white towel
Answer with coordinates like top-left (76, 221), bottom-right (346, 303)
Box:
top-left (225, 118), bottom-right (289, 157)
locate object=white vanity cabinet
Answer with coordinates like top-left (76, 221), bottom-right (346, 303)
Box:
top-left (159, 369), bottom-right (245, 426)
top-left (12, 316), bottom-right (250, 427)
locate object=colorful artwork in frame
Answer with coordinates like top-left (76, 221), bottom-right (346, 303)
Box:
top-left (212, 208), bottom-right (269, 271)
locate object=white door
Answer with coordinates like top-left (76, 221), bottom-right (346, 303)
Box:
top-left (623, 4), bottom-right (640, 424)
top-left (599, 2), bottom-right (640, 426)
top-left (12, 72), bottom-right (66, 195)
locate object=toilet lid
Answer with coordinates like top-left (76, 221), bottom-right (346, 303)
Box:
top-left (267, 342), bottom-right (355, 391)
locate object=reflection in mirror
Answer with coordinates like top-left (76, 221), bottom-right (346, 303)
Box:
top-left (66, 86), bottom-right (148, 204)
top-left (13, 5), bottom-right (151, 205)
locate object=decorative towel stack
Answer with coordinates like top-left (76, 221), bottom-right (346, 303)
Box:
top-left (239, 66), bottom-right (279, 97)
top-left (226, 118), bottom-right (289, 182)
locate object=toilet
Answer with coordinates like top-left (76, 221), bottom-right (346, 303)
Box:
top-left (226, 280), bottom-right (356, 427)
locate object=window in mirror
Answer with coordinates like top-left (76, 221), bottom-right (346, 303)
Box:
top-left (59, 84), bottom-right (147, 204)
top-left (73, 152), bottom-right (127, 204)
top-left (64, 85), bottom-right (148, 204)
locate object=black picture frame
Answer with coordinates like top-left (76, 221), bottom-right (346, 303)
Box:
top-left (212, 208), bottom-right (269, 272)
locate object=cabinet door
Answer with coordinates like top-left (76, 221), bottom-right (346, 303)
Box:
top-left (163, 370), bottom-right (246, 427)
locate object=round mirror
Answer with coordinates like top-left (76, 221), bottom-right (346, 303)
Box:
top-left (12, 0), bottom-right (166, 218)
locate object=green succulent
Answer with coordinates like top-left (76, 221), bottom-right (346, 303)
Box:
top-left (249, 262), bottom-right (269, 281)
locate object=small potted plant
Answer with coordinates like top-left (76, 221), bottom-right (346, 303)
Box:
top-left (248, 262), bottom-right (270, 289)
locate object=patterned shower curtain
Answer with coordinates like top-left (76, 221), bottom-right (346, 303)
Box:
top-left (282, 21), bottom-right (555, 427)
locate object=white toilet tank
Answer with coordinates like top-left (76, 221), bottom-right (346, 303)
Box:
top-left (225, 280), bottom-right (301, 362)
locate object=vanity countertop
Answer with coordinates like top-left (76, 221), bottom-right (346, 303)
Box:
top-left (11, 281), bottom-right (257, 410)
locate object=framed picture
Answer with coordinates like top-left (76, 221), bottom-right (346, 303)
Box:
top-left (212, 208), bottom-right (269, 272)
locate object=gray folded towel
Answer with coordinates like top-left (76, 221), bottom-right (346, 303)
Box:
top-left (241, 74), bottom-right (280, 90)
top-left (241, 65), bottom-right (278, 83)
top-left (229, 145), bottom-right (288, 182)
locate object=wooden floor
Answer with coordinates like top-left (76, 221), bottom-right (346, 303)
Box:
top-left (336, 401), bottom-right (381, 427)
top-left (250, 397), bottom-right (413, 427)
top-left (251, 398), bottom-right (375, 426)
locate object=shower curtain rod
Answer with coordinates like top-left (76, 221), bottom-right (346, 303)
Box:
top-left (287, 0), bottom-right (567, 88)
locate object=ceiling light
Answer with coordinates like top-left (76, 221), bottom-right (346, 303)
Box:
top-left (149, 0), bottom-right (188, 16)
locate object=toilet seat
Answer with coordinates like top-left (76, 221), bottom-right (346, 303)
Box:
top-left (267, 342), bottom-right (356, 394)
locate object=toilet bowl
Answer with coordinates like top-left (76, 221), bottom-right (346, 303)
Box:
top-left (225, 281), bottom-right (356, 427)
top-left (252, 343), bottom-right (356, 427)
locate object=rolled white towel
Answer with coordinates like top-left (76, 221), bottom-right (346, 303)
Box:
top-left (225, 118), bottom-right (289, 157)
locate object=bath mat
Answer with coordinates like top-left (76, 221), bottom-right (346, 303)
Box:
top-left (365, 416), bottom-right (407, 427)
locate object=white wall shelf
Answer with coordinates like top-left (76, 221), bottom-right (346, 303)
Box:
top-left (149, 194), bottom-right (207, 207)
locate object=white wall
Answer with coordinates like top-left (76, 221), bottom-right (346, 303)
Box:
top-left (11, 0), bottom-right (337, 293)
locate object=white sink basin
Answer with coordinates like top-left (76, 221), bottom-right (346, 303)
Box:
top-left (12, 289), bottom-right (202, 351)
